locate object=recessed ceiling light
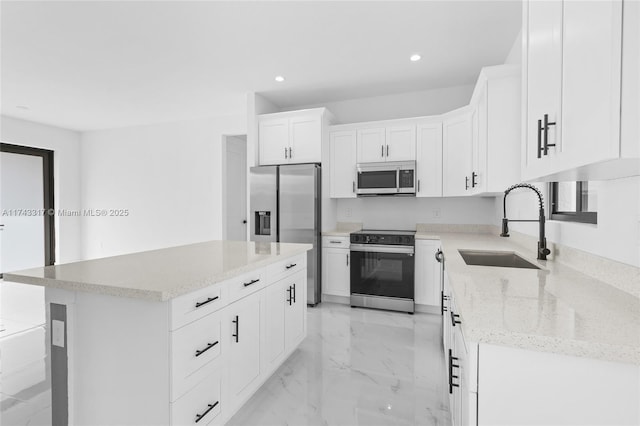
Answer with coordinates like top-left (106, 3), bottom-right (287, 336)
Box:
top-left (16, 105), bottom-right (30, 110)
top-left (410, 54), bottom-right (421, 62)
top-left (275, 75), bottom-right (285, 83)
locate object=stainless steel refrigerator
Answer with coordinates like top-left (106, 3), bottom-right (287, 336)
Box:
top-left (250, 164), bottom-right (321, 305)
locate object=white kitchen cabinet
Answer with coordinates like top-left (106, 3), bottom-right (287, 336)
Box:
top-left (414, 240), bottom-right (441, 307)
top-left (442, 110), bottom-right (473, 197)
top-left (416, 121), bottom-right (443, 197)
top-left (357, 125), bottom-right (416, 163)
top-left (357, 127), bottom-right (386, 163)
top-left (322, 236), bottom-right (350, 298)
top-left (385, 126), bottom-right (416, 162)
top-left (329, 130), bottom-right (357, 198)
top-left (225, 291), bottom-right (261, 410)
top-left (522, 0), bottom-right (638, 181)
top-left (284, 270), bottom-right (306, 349)
top-left (263, 279), bottom-right (286, 371)
top-left (258, 108), bottom-right (329, 165)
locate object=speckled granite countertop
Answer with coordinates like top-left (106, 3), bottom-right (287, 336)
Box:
top-left (425, 232), bottom-right (639, 365)
top-left (3, 241), bottom-right (312, 302)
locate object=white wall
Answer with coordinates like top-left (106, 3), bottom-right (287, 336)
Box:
top-left (0, 115), bottom-right (82, 263)
top-left (80, 115), bottom-right (246, 259)
top-left (338, 196), bottom-right (496, 231)
top-left (280, 85), bottom-right (474, 124)
top-left (504, 30), bottom-right (522, 65)
top-left (495, 177), bottom-right (640, 267)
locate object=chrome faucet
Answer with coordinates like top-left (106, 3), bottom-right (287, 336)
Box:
top-left (500, 183), bottom-right (551, 261)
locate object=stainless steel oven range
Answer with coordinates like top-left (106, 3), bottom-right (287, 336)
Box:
top-left (349, 230), bottom-right (416, 313)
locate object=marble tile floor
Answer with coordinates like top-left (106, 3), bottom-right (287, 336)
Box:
top-left (228, 303), bottom-right (451, 426)
top-left (0, 303), bottom-right (450, 426)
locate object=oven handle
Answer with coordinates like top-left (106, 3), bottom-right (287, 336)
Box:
top-left (350, 244), bottom-right (415, 254)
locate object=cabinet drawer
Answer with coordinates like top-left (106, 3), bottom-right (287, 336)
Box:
top-left (171, 311), bottom-right (222, 401)
top-left (266, 254), bottom-right (306, 282)
top-left (171, 371), bottom-right (222, 426)
top-left (322, 236), bottom-right (350, 249)
top-left (227, 269), bottom-right (265, 303)
top-left (171, 284), bottom-right (227, 331)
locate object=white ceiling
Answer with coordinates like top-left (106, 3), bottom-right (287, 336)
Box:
top-left (1, 1), bottom-right (521, 132)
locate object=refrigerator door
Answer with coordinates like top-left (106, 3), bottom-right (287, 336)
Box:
top-left (249, 166), bottom-right (278, 243)
top-left (279, 164), bottom-right (321, 305)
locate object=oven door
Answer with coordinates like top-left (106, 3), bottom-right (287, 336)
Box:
top-left (350, 244), bottom-right (415, 299)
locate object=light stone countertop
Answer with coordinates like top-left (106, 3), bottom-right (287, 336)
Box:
top-left (322, 222), bottom-right (363, 237)
top-left (427, 232), bottom-right (640, 365)
top-left (4, 241), bottom-right (312, 302)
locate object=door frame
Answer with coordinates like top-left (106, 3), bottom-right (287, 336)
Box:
top-left (0, 143), bottom-right (56, 272)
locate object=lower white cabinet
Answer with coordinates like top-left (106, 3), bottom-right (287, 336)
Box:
top-left (284, 270), bottom-right (306, 348)
top-left (443, 270), bottom-right (639, 426)
top-left (414, 240), bottom-right (441, 307)
top-left (225, 291), bottom-right (261, 408)
top-left (171, 371), bottom-right (222, 426)
top-left (322, 236), bottom-right (350, 298)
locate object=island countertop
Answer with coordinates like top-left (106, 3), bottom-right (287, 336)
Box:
top-left (3, 240), bottom-right (312, 302)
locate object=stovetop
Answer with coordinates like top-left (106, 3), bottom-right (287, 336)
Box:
top-left (350, 229), bottom-right (416, 245)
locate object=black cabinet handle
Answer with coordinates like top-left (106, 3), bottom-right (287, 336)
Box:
top-left (292, 283), bottom-right (296, 303)
top-left (195, 296), bottom-right (219, 309)
top-left (435, 249), bottom-right (443, 263)
top-left (195, 341), bottom-right (219, 357)
top-left (284, 147), bottom-right (288, 159)
top-left (537, 118), bottom-right (544, 158)
top-left (471, 172), bottom-right (477, 188)
top-left (232, 315), bottom-right (239, 343)
top-left (195, 401), bottom-right (219, 423)
top-left (289, 147), bottom-right (292, 158)
top-left (346, 253), bottom-right (349, 266)
top-left (386, 145), bottom-right (389, 157)
top-left (243, 278), bottom-right (260, 287)
top-left (441, 291), bottom-right (448, 315)
top-left (465, 176), bottom-right (470, 190)
top-left (451, 311), bottom-right (461, 327)
top-left (448, 349), bottom-right (460, 394)
top-left (381, 145), bottom-right (384, 157)
top-left (286, 263), bottom-right (297, 270)
top-left (542, 113), bottom-right (556, 156)
top-left (287, 286), bottom-right (292, 305)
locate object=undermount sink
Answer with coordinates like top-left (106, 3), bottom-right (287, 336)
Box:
top-left (458, 249), bottom-right (540, 270)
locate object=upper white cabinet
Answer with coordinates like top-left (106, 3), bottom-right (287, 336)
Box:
top-left (469, 66), bottom-right (521, 195)
top-left (357, 125), bottom-right (416, 163)
top-left (442, 110), bottom-right (473, 197)
top-left (522, 0), bottom-right (639, 180)
top-left (330, 130), bottom-right (357, 198)
top-left (416, 121), bottom-right (443, 197)
top-left (259, 108), bottom-right (331, 165)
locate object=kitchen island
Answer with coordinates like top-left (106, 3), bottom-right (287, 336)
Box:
top-left (4, 240), bottom-right (312, 426)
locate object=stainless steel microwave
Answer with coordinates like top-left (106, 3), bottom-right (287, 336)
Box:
top-left (356, 161), bottom-right (416, 196)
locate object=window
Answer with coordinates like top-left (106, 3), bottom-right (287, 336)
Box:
top-left (549, 181), bottom-right (598, 224)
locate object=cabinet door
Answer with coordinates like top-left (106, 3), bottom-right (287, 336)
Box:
top-left (560, 0), bottom-right (622, 169)
top-left (357, 128), bottom-right (386, 163)
top-left (264, 280), bottom-right (286, 371)
top-left (259, 118), bottom-right (289, 165)
top-left (226, 293), bottom-right (261, 402)
top-left (416, 122), bottom-right (443, 197)
top-left (322, 247), bottom-right (350, 297)
top-left (289, 114), bottom-right (322, 163)
top-left (414, 240), bottom-right (441, 306)
top-left (443, 113), bottom-right (473, 197)
top-left (471, 85), bottom-right (488, 194)
top-left (284, 271), bottom-right (306, 349)
top-left (330, 131), bottom-right (357, 198)
top-left (385, 126), bottom-right (416, 162)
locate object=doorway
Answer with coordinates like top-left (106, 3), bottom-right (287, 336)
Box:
top-left (0, 143), bottom-right (55, 329)
top-left (223, 135), bottom-right (247, 241)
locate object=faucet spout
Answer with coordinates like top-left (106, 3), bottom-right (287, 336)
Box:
top-left (501, 183), bottom-right (550, 261)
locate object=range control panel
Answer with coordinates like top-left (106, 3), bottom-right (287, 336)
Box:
top-left (350, 231), bottom-right (415, 246)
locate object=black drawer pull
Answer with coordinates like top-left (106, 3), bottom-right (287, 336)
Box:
top-left (285, 263), bottom-right (297, 270)
top-left (195, 401), bottom-right (219, 423)
top-left (287, 286), bottom-right (292, 305)
top-left (232, 315), bottom-right (239, 343)
top-left (451, 311), bottom-right (461, 327)
top-left (195, 296), bottom-right (219, 308)
top-left (195, 341), bottom-right (219, 357)
top-left (243, 278), bottom-right (260, 287)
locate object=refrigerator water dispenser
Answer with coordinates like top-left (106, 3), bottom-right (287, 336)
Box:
top-left (255, 211), bottom-right (271, 235)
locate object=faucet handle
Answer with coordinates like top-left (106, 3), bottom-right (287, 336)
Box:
top-left (500, 218), bottom-right (509, 237)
